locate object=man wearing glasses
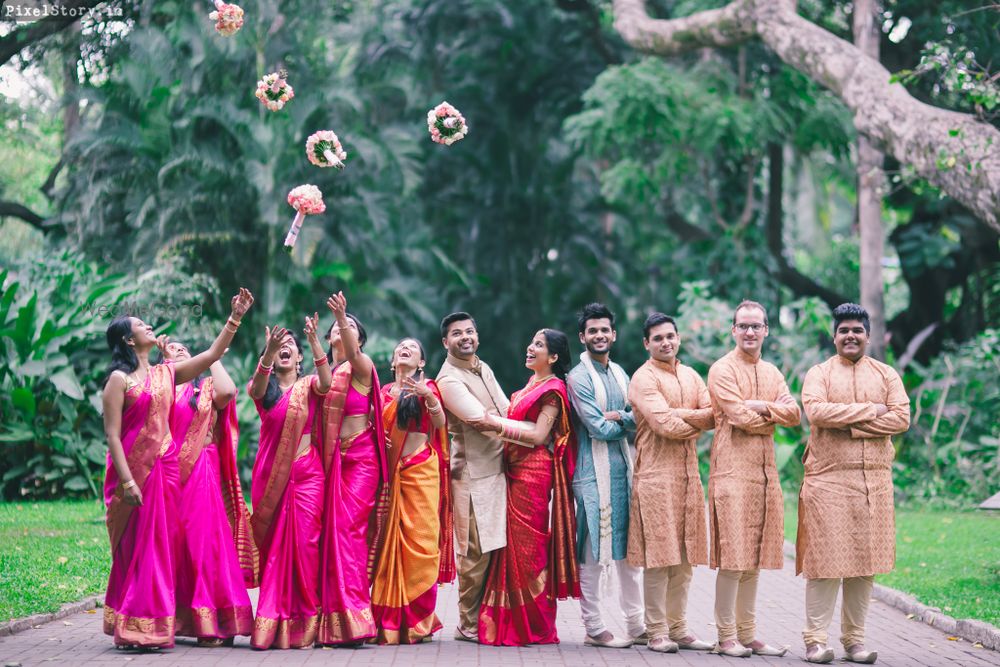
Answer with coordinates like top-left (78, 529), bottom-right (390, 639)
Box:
top-left (706, 300), bottom-right (801, 657)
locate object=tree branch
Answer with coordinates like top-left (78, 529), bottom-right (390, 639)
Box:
top-left (613, 0), bottom-right (1000, 231)
top-left (663, 205), bottom-right (713, 242)
top-left (0, 200), bottom-right (48, 231)
top-left (0, 0), bottom-right (111, 67)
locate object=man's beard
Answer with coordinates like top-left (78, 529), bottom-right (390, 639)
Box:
top-left (586, 341), bottom-right (611, 356)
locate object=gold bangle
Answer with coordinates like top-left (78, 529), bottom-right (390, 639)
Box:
top-left (122, 479), bottom-right (137, 490)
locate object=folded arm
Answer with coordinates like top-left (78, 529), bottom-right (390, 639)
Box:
top-left (568, 375), bottom-right (628, 442)
top-left (629, 370), bottom-right (701, 440)
top-left (850, 371), bottom-right (911, 438)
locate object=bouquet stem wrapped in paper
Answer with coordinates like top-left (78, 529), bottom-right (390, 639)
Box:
top-left (306, 131), bottom-right (348, 169)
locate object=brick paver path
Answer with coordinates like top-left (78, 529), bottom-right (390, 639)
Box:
top-left (2, 556), bottom-right (996, 666)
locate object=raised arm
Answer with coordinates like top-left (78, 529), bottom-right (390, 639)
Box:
top-left (174, 288), bottom-right (254, 385)
top-left (249, 325), bottom-right (287, 401)
top-left (707, 361), bottom-right (773, 434)
top-left (802, 365), bottom-right (878, 428)
top-left (628, 368), bottom-right (701, 440)
top-left (102, 375), bottom-right (142, 507)
top-left (210, 361), bottom-right (237, 409)
top-left (304, 312), bottom-right (332, 394)
top-left (850, 370), bottom-right (911, 439)
top-left (567, 373), bottom-right (629, 442)
top-left (327, 291), bottom-right (373, 383)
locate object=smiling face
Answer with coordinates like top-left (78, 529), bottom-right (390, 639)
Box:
top-left (162, 341), bottom-right (191, 362)
top-left (443, 319), bottom-right (479, 360)
top-left (834, 319), bottom-right (869, 362)
top-left (644, 321), bottom-right (680, 364)
top-left (326, 318), bottom-right (360, 351)
top-left (579, 317), bottom-right (616, 357)
top-left (732, 305), bottom-right (769, 358)
top-left (525, 330), bottom-right (557, 374)
top-left (128, 318), bottom-right (156, 348)
top-left (275, 333), bottom-right (302, 372)
top-left (392, 338), bottom-right (425, 374)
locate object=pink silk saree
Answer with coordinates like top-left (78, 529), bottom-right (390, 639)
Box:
top-left (369, 381), bottom-right (455, 644)
top-left (103, 362), bottom-right (179, 648)
top-left (316, 363), bottom-right (388, 645)
top-left (478, 377), bottom-right (581, 646)
top-left (249, 375), bottom-right (325, 649)
top-left (171, 379), bottom-right (254, 639)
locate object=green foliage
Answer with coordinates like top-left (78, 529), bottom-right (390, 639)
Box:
top-left (0, 500), bottom-right (109, 621)
top-left (897, 329), bottom-right (1000, 506)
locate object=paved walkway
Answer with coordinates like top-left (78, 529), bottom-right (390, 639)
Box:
top-left (1, 556), bottom-right (996, 666)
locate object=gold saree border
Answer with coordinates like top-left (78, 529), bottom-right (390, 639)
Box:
top-left (251, 613), bottom-right (319, 649)
top-left (175, 604), bottom-right (253, 638)
top-left (317, 607), bottom-right (375, 644)
top-left (103, 605), bottom-right (175, 648)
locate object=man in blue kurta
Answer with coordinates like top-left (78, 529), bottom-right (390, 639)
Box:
top-left (567, 303), bottom-right (646, 648)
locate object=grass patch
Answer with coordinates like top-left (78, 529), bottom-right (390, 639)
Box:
top-left (0, 500), bottom-right (110, 622)
top-left (785, 503), bottom-right (1000, 626)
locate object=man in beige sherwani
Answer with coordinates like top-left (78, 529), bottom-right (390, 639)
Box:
top-left (436, 311), bottom-right (509, 642)
top-left (627, 313), bottom-right (715, 654)
top-left (707, 300), bottom-right (801, 658)
top-left (797, 303), bottom-right (910, 665)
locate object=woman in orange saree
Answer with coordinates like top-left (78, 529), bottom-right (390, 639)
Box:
top-left (101, 288), bottom-right (254, 649)
top-left (248, 316), bottom-right (333, 650)
top-left (471, 329), bottom-right (581, 646)
top-left (369, 338), bottom-right (455, 644)
top-left (161, 343), bottom-right (255, 646)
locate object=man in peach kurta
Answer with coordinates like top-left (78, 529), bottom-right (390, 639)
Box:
top-left (627, 313), bottom-right (715, 654)
top-left (707, 300), bottom-right (800, 658)
top-left (797, 304), bottom-right (910, 665)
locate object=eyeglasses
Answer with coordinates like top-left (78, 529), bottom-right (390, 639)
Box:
top-left (735, 323), bottom-right (766, 332)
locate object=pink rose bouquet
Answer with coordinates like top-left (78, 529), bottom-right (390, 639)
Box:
top-left (284, 184), bottom-right (325, 252)
top-left (209, 0), bottom-right (244, 36)
top-left (427, 101), bottom-right (468, 146)
top-left (305, 130), bottom-right (347, 170)
top-left (256, 70), bottom-right (294, 112)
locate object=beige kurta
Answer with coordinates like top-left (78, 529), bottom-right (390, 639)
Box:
top-left (796, 354), bottom-right (910, 579)
top-left (627, 358), bottom-right (714, 569)
top-left (437, 353), bottom-right (509, 556)
top-left (707, 348), bottom-right (801, 571)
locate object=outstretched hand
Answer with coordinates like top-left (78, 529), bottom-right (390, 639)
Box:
top-left (230, 287), bottom-right (255, 320)
top-left (326, 291), bottom-right (347, 320)
top-left (304, 312), bottom-right (320, 342)
top-left (400, 371), bottom-right (431, 398)
top-left (264, 325), bottom-right (288, 357)
top-left (155, 334), bottom-right (171, 356)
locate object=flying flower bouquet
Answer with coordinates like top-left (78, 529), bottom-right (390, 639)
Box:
top-left (306, 131), bottom-right (347, 170)
top-left (284, 185), bottom-right (325, 252)
top-left (209, 0), bottom-right (244, 36)
top-left (427, 101), bottom-right (468, 146)
top-left (256, 70), bottom-right (294, 112)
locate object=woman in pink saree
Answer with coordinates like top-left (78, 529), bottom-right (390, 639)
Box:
top-left (161, 343), bottom-right (255, 646)
top-left (316, 291), bottom-right (387, 645)
top-left (470, 329), bottom-right (581, 646)
top-left (248, 315), bottom-right (332, 650)
top-left (101, 288), bottom-right (254, 649)
top-left (369, 338), bottom-right (455, 644)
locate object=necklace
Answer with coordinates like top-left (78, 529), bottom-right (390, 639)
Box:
top-left (527, 374), bottom-right (554, 388)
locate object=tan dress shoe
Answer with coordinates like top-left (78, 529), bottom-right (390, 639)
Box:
top-left (845, 644), bottom-right (878, 664)
top-left (711, 640), bottom-right (752, 657)
top-left (805, 643), bottom-right (835, 663)
top-left (648, 636), bottom-right (679, 653)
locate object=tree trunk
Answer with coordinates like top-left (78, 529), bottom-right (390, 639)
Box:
top-left (853, 0), bottom-right (886, 359)
top-left (613, 0), bottom-right (1000, 232)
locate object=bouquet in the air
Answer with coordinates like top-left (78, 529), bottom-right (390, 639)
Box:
top-left (209, 0), bottom-right (244, 36)
top-left (284, 185), bottom-right (326, 252)
top-left (256, 70), bottom-right (294, 112)
top-left (427, 101), bottom-right (468, 146)
top-left (306, 131), bottom-right (347, 170)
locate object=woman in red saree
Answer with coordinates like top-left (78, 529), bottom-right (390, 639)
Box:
top-left (248, 315), bottom-right (332, 649)
top-left (161, 343), bottom-right (255, 646)
top-left (316, 291), bottom-right (387, 645)
top-left (470, 328), bottom-right (581, 646)
top-left (369, 338), bottom-right (455, 644)
top-left (101, 288), bottom-right (254, 649)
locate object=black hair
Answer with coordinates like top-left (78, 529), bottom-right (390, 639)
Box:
top-left (577, 302), bottom-right (616, 335)
top-left (392, 338), bottom-right (427, 430)
top-left (732, 300), bottom-right (769, 327)
top-left (154, 340), bottom-right (204, 409)
top-left (642, 312), bottom-right (677, 340)
top-left (832, 303), bottom-right (871, 335)
top-left (540, 329), bottom-right (571, 381)
top-left (325, 312), bottom-right (367, 364)
top-left (104, 316), bottom-right (139, 386)
top-left (440, 311), bottom-right (476, 340)
top-left (261, 329), bottom-right (304, 410)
